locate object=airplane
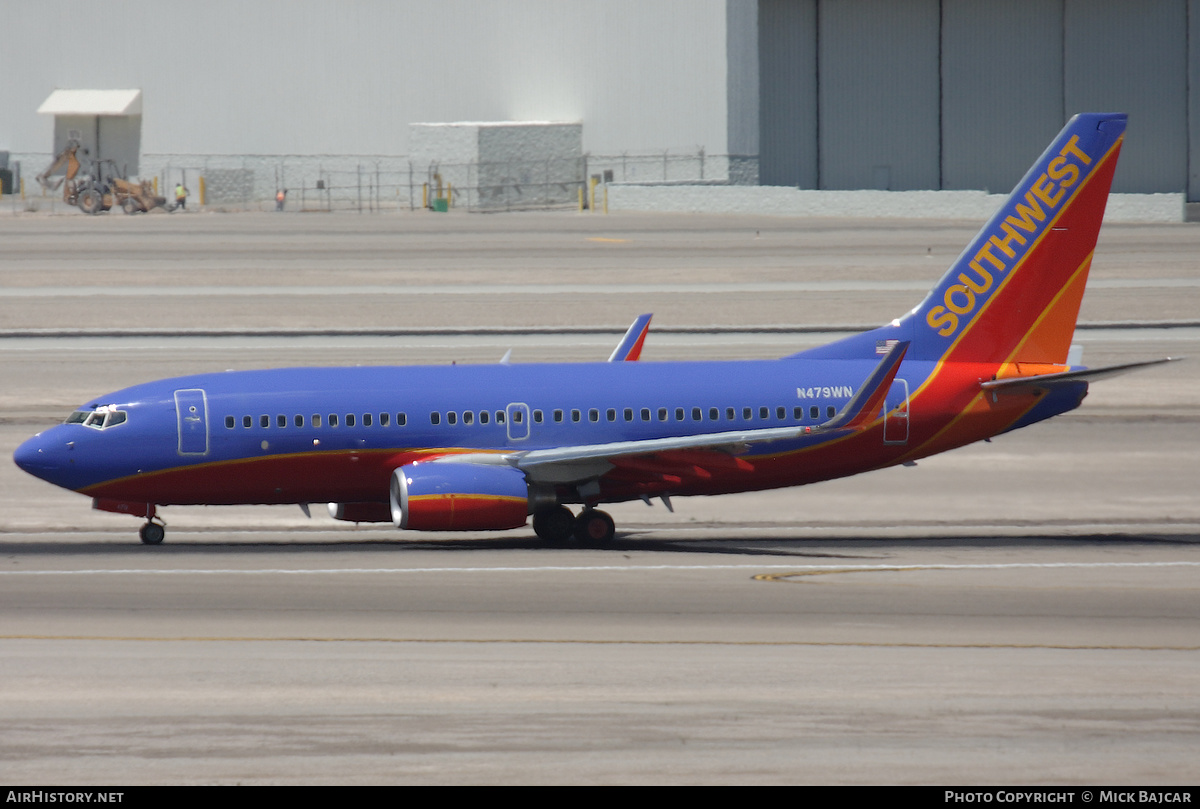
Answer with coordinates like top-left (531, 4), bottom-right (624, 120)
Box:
top-left (13, 112), bottom-right (1175, 546)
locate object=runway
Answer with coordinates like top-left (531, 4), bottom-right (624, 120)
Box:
top-left (1, 211), bottom-right (1197, 784)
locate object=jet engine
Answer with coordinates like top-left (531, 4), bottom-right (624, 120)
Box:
top-left (390, 462), bottom-right (540, 531)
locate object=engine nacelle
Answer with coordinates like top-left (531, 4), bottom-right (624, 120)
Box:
top-left (390, 462), bottom-right (530, 531)
top-left (327, 502), bottom-right (392, 523)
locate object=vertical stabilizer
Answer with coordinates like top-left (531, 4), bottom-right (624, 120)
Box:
top-left (797, 113), bottom-right (1126, 365)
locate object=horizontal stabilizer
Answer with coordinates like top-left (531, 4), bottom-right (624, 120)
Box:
top-left (980, 357), bottom-right (1179, 392)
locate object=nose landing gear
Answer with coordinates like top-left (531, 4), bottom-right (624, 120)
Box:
top-left (139, 518), bottom-right (166, 545)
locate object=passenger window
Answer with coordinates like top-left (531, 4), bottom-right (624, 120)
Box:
top-left (657, 408), bottom-right (667, 421)
top-left (640, 408), bottom-right (651, 421)
top-left (553, 409), bottom-right (563, 423)
top-left (329, 414), bottom-right (339, 427)
top-left (512, 410), bottom-right (523, 424)
top-left (692, 407), bottom-right (702, 421)
top-left (709, 407), bottom-right (719, 420)
top-left (483, 410), bottom-right (492, 424)
top-left (295, 415), bottom-right (304, 427)
top-left (430, 412), bottom-right (440, 425)
top-left (607, 409), bottom-right (616, 422)
top-left (810, 406), bottom-right (819, 420)
top-left (462, 411), bottom-right (473, 425)
top-left (743, 407), bottom-right (753, 420)
top-left (397, 413), bottom-right (407, 426)
top-left (794, 407), bottom-right (803, 420)
top-left (380, 412), bottom-right (390, 427)
top-left (589, 409), bottom-right (599, 422)
top-left (726, 407), bottom-right (735, 420)
top-left (827, 405), bottom-right (836, 418)
top-left (243, 416), bottom-right (252, 428)
top-left (225, 416), bottom-right (235, 429)
top-left (363, 413), bottom-right (372, 427)
top-left (311, 414), bottom-right (321, 427)
top-left (495, 411), bottom-right (505, 424)
top-left (447, 412), bottom-right (457, 425)
top-left (623, 408), bottom-right (633, 421)
top-left (571, 409), bottom-right (580, 423)
top-left (277, 414), bottom-right (287, 428)
top-left (675, 408), bottom-right (684, 421)
top-left (759, 406), bottom-right (769, 420)
top-left (529, 410), bottom-right (538, 424)
top-left (346, 413), bottom-right (356, 427)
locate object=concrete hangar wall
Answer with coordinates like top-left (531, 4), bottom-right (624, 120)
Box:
top-left (0, 0), bottom-right (730, 165)
top-left (741, 0), bottom-right (1198, 198)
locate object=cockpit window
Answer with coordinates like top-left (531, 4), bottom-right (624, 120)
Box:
top-left (65, 405), bottom-right (128, 430)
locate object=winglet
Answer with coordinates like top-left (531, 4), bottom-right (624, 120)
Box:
top-left (608, 314), bottom-right (653, 362)
top-left (822, 340), bottom-right (910, 431)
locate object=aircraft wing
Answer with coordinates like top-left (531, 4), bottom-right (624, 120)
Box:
top-left (505, 341), bottom-right (910, 478)
top-left (980, 357), bottom-right (1179, 392)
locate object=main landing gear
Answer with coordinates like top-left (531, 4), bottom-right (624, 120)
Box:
top-left (532, 505), bottom-right (616, 546)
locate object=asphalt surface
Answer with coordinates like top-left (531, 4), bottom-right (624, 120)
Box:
top-left (0, 209), bottom-right (1197, 784)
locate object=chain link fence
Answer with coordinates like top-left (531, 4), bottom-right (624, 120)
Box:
top-left (130, 149), bottom-right (745, 213)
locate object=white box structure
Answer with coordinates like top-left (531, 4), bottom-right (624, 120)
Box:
top-left (409, 122), bottom-right (583, 210)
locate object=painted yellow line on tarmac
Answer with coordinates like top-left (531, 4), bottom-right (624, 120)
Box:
top-left (754, 561), bottom-right (1200, 582)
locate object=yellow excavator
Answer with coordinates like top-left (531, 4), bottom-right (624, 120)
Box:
top-left (36, 139), bottom-right (173, 214)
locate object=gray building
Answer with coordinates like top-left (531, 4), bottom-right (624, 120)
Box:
top-left (743, 0), bottom-right (1195, 197)
top-left (1, 1), bottom-right (1195, 200)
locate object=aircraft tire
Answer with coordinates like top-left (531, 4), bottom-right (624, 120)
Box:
top-left (573, 509), bottom-right (615, 546)
top-left (533, 506), bottom-right (574, 544)
top-left (139, 523), bottom-right (165, 545)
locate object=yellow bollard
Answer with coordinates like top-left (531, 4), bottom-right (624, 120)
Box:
top-left (589, 176), bottom-right (597, 211)
top-left (447, 183), bottom-right (452, 208)
top-left (422, 183), bottom-right (428, 209)
top-left (198, 176), bottom-right (206, 206)
top-left (604, 185), bottom-right (608, 214)
top-left (154, 177), bottom-right (158, 195)
top-left (578, 186), bottom-right (584, 212)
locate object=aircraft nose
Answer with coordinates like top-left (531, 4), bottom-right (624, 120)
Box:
top-left (13, 432), bottom-right (70, 482)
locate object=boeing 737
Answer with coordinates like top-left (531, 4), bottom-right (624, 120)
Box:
top-left (13, 112), bottom-right (1172, 545)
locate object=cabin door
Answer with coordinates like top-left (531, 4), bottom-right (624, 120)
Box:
top-left (174, 388), bottom-right (210, 455)
top-left (883, 379), bottom-right (909, 445)
top-left (505, 402), bottom-right (531, 441)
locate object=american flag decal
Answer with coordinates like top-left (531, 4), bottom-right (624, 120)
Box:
top-left (875, 339), bottom-right (899, 355)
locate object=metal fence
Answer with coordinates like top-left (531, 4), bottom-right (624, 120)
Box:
top-left (21, 148), bottom-right (739, 213)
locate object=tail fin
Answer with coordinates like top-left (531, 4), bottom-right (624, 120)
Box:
top-left (797, 113), bottom-right (1126, 365)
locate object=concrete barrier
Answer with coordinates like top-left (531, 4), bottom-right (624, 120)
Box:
top-left (606, 184), bottom-right (1184, 223)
